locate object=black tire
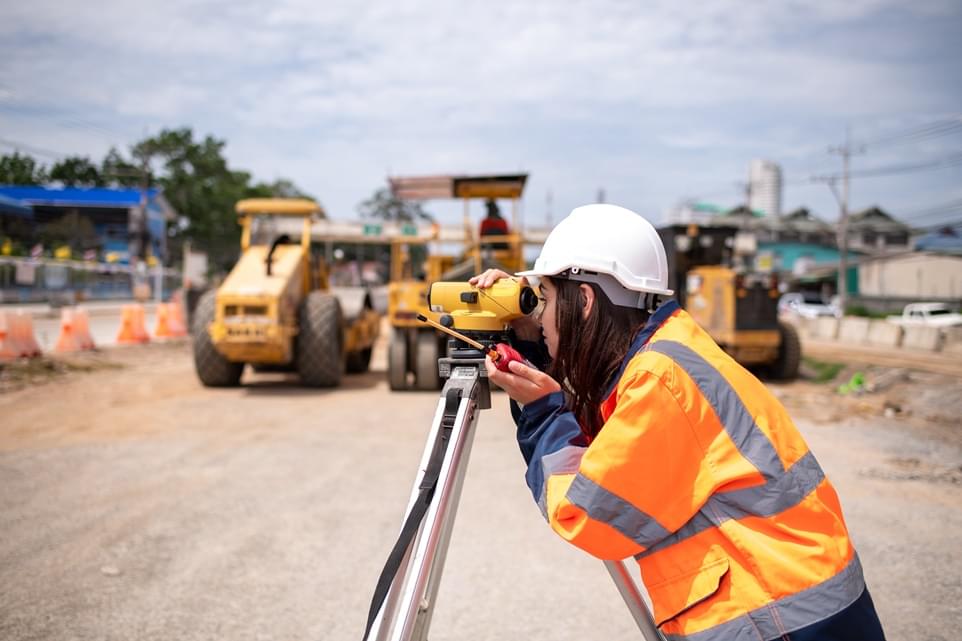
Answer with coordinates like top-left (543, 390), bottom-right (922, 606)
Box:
top-left (388, 329), bottom-right (410, 391)
top-left (296, 292), bottom-right (344, 387)
top-left (346, 347), bottom-right (373, 374)
top-left (192, 290), bottom-right (244, 387)
top-left (771, 321), bottom-right (801, 380)
top-left (415, 330), bottom-right (441, 390)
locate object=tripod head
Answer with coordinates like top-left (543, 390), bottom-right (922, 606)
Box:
top-left (422, 278), bottom-right (538, 409)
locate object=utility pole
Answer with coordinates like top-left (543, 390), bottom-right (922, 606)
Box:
top-left (826, 127), bottom-right (863, 313)
top-left (545, 189), bottom-right (553, 228)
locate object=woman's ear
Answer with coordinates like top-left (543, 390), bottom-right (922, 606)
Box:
top-left (579, 284), bottom-right (595, 320)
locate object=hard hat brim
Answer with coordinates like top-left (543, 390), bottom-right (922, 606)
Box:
top-left (516, 267), bottom-right (673, 297)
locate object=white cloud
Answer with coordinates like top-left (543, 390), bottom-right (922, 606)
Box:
top-left (1, 0), bottom-right (959, 222)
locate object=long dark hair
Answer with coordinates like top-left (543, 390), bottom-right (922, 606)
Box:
top-left (547, 277), bottom-right (650, 440)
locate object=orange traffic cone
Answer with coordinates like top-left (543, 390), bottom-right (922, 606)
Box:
top-left (134, 305), bottom-right (150, 343)
top-left (54, 308), bottom-right (84, 353)
top-left (117, 304), bottom-right (150, 345)
top-left (74, 308), bottom-right (96, 350)
top-left (0, 312), bottom-right (20, 361)
top-left (169, 292), bottom-right (189, 336)
top-left (153, 303), bottom-right (175, 339)
top-left (13, 312), bottom-right (42, 357)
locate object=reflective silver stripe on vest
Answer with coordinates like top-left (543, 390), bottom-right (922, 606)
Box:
top-left (637, 451), bottom-right (825, 558)
top-left (538, 445), bottom-right (587, 520)
top-left (662, 553), bottom-right (866, 641)
top-left (567, 474), bottom-right (672, 549)
top-left (646, 341), bottom-right (785, 479)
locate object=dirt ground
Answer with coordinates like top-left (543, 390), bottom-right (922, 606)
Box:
top-left (1, 339), bottom-right (961, 640)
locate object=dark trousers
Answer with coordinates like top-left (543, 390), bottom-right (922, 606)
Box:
top-left (785, 588), bottom-right (886, 640)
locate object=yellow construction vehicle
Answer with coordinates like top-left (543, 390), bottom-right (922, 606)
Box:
top-left (659, 223), bottom-right (800, 379)
top-left (386, 174), bottom-right (528, 390)
top-left (192, 198), bottom-right (380, 387)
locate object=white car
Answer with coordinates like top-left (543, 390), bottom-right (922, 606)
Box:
top-left (887, 302), bottom-right (962, 328)
top-left (778, 292), bottom-right (841, 319)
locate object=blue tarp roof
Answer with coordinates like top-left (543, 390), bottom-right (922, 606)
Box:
top-left (915, 230), bottom-right (962, 254)
top-left (0, 185), bottom-right (162, 208)
top-left (0, 193), bottom-right (33, 218)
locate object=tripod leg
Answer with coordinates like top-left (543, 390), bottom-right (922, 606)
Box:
top-left (604, 559), bottom-right (666, 641)
top-left (393, 378), bottom-right (481, 641)
top-left (368, 390), bottom-right (460, 640)
top-left (369, 370), bottom-right (483, 641)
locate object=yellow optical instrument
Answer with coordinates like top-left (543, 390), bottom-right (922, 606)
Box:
top-left (427, 279), bottom-right (538, 332)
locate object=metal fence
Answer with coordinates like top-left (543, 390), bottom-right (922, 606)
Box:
top-left (0, 257), bottom-right (181, 305)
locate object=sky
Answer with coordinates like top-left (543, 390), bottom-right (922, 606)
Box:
top-left (1, 0), bottom-right (960, 230)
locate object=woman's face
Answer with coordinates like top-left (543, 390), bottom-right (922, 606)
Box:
top-left (538, 278), bottom-right (559, 359)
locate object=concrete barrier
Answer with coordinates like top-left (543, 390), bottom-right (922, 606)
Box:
top-left (866, 320), bottom-right (903, 348)
top-left (814, 317), bottom-right (839, 340)
top-left (838, 317), bottom-right (870, 344)
top-left (901, 326), bottom-right (943, 351)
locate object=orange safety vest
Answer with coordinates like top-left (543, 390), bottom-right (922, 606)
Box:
top-left (524, 301), bottom-right (863, 641)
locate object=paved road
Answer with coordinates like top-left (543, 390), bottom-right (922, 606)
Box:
top-left (1, 340), bottom-right (960, 640)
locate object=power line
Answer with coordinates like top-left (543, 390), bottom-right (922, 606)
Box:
top-left (812, 152), bottom-right (962, 182)
top-left (915, 218), bottom-right (962, 232)
top-left (857, 117), bottom-right (962, 149)
top-left (895, 198), bottom-right (962, 222)
top-left (0, 137), bottom-right (71, 160)
top-left (906, 212), bottom-right (962, 227)
top-left (0, 101), bottom-right (134, 144)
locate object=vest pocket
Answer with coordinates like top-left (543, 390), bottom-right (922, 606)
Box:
top-left (647, 553), bottom-right (730, 627)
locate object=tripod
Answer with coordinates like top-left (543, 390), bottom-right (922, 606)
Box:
top-left (363, 344), bottom-right (665, 641)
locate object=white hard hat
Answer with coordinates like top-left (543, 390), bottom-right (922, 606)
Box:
top-left (517, 204), bottom-right (673, 307)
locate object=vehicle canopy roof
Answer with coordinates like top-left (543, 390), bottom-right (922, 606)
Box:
top-left (389, 174), bottom-right (527, 200)
top-left (235, 198), bottom-right (324, 217)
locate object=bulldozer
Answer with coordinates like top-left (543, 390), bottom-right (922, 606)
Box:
top-left (659, 223), bottom-right (800, 379)
top-left (385, 174), bottom-right (528, 390)
top-left (192, 198), bottom-right (380, 387)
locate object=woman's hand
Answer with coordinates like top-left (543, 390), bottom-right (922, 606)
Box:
top-left (485, 357), bottom-right (561, 406)
top-left (469, 269), bottom-right (542, 341)
top-left (468, 268), bottom-right (514, 289)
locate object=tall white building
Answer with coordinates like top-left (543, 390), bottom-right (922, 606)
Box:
top-left (749, 159), bottom-right (782, 218)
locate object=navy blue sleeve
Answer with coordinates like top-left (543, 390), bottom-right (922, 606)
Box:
top-left (515, 391), bottom-right (589, 504)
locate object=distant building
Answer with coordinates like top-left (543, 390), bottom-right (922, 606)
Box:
top-left (0, 186), bottom-right (177, 263)
top-left (844, 206), bottom-right (912, 254)
top-left (664, 200), bottom-right (725, 225)
top-left (856, 251), bottom-right (962, 312)
top-left (749, 159), bottom-right (782, 218)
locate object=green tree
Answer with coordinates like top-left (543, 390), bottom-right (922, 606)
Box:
top-left (358, 187), bottom-right (433, 223)
top-left (101, 148), bottom-right (142, 187)
top-left (249, 178), bottom-right (317, 202)
top-left (124, 128), bottom-right (312, 271)
top-left (0, 152), bottom-right (47, 185)
top-left (123, 128), bottom-right (248, 270)
top-left (49, 156), bottom-right (104, 187)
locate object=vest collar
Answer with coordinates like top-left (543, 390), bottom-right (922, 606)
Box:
top-left (603, 299), bottom-right (680, 400)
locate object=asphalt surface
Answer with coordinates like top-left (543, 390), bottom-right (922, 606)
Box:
top-left (1, 338), bottom-right (961, 640)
